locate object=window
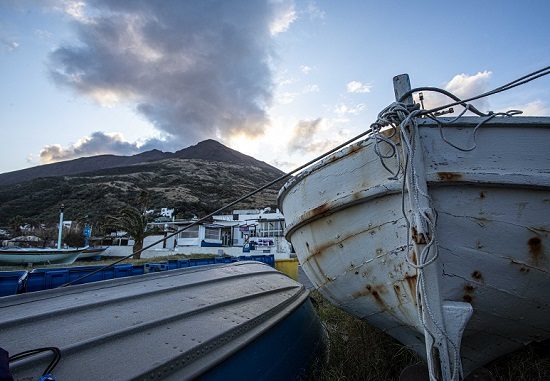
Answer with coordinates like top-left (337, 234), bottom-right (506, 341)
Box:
top-left (179, 225), bottom-right (199, 238)
top-left (258, 220), bottom-right (284, 237)
top-left (205, 228), bottom-right (220, 240)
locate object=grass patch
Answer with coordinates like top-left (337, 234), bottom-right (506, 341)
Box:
top-left (486, 343), bottom-right (550, 381)
top-left (0, 253), bottom-right (218, 271)
top-left (307, 290), bottom-right (418, 380)
top-left (308, 290), bottom-right (550, 381)
top-left (80, 253), bottom-right (218, 266)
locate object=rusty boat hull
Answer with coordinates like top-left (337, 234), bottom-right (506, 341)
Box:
top-left (278, 116), bottom-right (550, 376)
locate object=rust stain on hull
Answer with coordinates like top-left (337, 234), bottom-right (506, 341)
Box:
top-left (411, 250), bottom-right (417, 266)
top-left (463, 284), bottom-right (475, 303)
top-left (303, 203), bottom-right (331, 222)
top-left (528, 236), bottom-right (544, 266)
top-left (411, 227), bottom-right (427, 244)
top-left (352, 284), bottom-right (389, 310)
top-left (437, 172), bottom-right (463, 181)
top-left (304, 224), bottom-right (384, 261)
top-left (404, 273), bottom-right (418, 305)
top-left (471, 270), bottom-right (483, 282)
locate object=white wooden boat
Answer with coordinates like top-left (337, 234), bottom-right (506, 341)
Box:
top-left (78, 246), bottom-right (108, 260)
top-left (0, 247), bottom-right (85, 265)
top-left (278, 77), bottom-right (550, 380)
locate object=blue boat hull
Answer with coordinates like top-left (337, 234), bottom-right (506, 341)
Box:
top-left (198, 298), bottom-right (325, 380)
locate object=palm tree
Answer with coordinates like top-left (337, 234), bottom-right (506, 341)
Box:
top-left (8, 215), bottom-right (24, 237)
top-left (136, 190), bottom-right (150, 213)
top-left (106, 207), bottom-right (152, 259)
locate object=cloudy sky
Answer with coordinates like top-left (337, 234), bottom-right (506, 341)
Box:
top-left (1, 0), bottom-right (549, 174)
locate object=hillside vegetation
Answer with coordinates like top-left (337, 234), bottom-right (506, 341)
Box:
top-left (0, 141), bottom-right (285, 227)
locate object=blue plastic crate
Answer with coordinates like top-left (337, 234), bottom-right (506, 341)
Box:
top-left (101, 266), bottom-right (116, 279)
top-left (131, 265), bottom-right (145, 275)
top-left (144, 263), bottom-right (169, 273)
top-left (46, 269), bottom-right (70, 289)
top-left (114, 264), bottom-right (134, 278)
top-left (67, 265), bottom-right (106, 285)
top-left (26, 269), bottom-right (70, 291)
top-left (189, 258), bottom-right (216, 267)
top-left (215, 257), bottom-right (235, 264)
top-left (0, 271), bottom-right (28, 297)
top-left (167, 259), bottom-right (192, 269)
top-left (177, 259), bottom-right (190, 268)
top-left (26, 270), bottom-right (46, 292)
top-left (250, 255), bottom-right (275, 267)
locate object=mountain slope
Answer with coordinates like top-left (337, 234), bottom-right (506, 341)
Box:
top-left (0, 150), bottom-right (169, 186)
top-left (0, 142), bottom-right (286, 226)
top-left (0, 140), bottom-right (279, 186)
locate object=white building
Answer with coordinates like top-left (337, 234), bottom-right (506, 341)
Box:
top-left (160, 208), bottom-right (175, 218)
top-left (145, 208), bottom-right (293, 259)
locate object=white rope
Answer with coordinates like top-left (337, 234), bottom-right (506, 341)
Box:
top-left (368, 101), bottom-right (523, 380)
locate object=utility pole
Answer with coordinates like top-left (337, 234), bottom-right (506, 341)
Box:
top-left (57, 204), bottom-right (64, 250)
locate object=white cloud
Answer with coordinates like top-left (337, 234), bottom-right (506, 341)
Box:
top-left (279, 78), bottom-right (293, 86)
top-left (331, 116), bottom-right (351, 124)
top-left (270, 2), bottom-right (297, 35)
top-left (301, 65), bottom-right (312, 75)
top-left (39, 131), bottom-right (145, 163)
top-left (334, 103), bottom-right (366, 115)
top-left (62, 0), bottom-right (90, 23)
top-left (306, 1), bottom-right (325, 20)
top-left (445, 70), bottom-right (492, 99)
top-left (1, 39), bottom-right (19, 51)
top-left (505, 100), bottom-right (549, 116)
top-left (277, 91), bottom-right (297, 104)
top-left (346, 80), bottom-right (371, 93)
top-left (302, 84), bottom-right (319, 93)
top-left (270, 159), bottom-right (298, 171)
top-left (419, 71), bottom-right (492, 114)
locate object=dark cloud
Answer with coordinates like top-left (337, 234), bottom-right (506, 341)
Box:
top-left (287, 118), bottom-right (335, 154)
top-left (40, 131), bottom-right (147, 162)
top-left (49, 0), bottom-right (292, 148)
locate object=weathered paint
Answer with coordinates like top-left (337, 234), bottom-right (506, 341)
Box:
top-left (278, 116), bottom-right (550, 376)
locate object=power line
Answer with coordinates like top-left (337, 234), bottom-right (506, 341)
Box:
top-left (414, 66), bottom-right (550, 116)
top-left (60, 64), bottom-right (550, 287)
top-left (60, 127), bottom-right (373, 287)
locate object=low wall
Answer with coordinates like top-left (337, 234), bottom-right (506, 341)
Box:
top-left (103, 245), bottom-right (292, 260)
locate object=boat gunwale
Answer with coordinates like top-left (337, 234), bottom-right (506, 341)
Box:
top-left (0, 261), bottom-right (276, 308)
top-left (283, 182), bottom-right (403, 238)
top-left (0, 247), bottom-right (86, 255)
top-left (277, 116), bottom-right (550, 212)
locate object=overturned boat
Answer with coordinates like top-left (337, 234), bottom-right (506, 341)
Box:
top-left (1, 261), bottom-right (325, 380)
top-left (278, 74), bottom-right (550, 380)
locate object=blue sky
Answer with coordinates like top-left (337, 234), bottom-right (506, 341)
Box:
top-left (1, 0), bottom-right (549, 174)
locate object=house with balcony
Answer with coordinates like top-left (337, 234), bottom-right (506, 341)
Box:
top-left (146, 207), bottom-right (292, 259)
